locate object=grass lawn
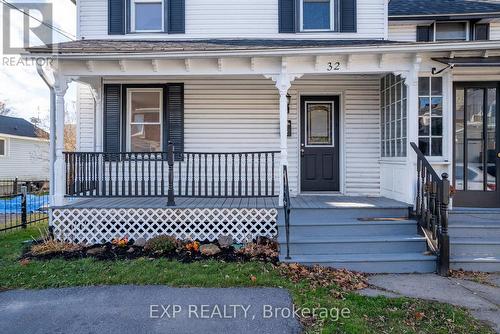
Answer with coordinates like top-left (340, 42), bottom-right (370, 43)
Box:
top-left (0, 224), bottom-right (494, 334)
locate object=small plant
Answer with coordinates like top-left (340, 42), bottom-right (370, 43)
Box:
top-left (112, 237), bottom-right (129, 248)
top-left (31, 240), bottom-right (82, 256)
top-left (185, 240), bottom-right (200, 252)
top-left (29, 227), bottom-right (82, 256)
top-left (143, 235), bottom-right (178, 255)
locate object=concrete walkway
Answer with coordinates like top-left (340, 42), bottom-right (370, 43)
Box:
top-left (359, 273), bottom-right (500, 333)
top-left (0, 286), bottom-right (301, 334)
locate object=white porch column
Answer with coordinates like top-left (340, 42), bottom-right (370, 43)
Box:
top-left (53, 79), bottom-right (69, 206)
top-left (265, 72), bottom-right (303, 205)
top-left (89, 81), bottom-right (103, 151)
top-left (406, 55), bottom-right (421, 205)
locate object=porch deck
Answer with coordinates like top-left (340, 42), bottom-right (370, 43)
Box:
top-left (55, 195), bottom-right (409, 210)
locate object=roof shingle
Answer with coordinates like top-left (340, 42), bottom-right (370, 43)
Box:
top-left (0, 115), bottom-right (48, 139)
top-left (389, 0), bottom-right (500, 17)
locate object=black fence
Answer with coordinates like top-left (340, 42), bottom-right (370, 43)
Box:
top-left (65, 144), bottom-right (280, 202)
top-left (0, 180), bottom-right (49, 232)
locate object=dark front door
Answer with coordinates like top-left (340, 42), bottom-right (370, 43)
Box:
top-left (300, 96), bottom-right (340, 192)
top-left (454, 82), bottom-right (500, 207)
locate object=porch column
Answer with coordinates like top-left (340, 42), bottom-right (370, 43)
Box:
top-left (266, 72), bottom-right (303, 206)
top-left (53, 78), bottom-right (69, 206)
top-left (406, 56), bottom-right (421, 205)
top-left (89, 81), bottom-right (103, 151)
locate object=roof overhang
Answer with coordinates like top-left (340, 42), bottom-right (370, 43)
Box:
top-left (432, 56), bottom-right (500, 67)
top-left (389, 12), bottom-right (500, 21)
top-left (26, 40), bottom-right (500, 60)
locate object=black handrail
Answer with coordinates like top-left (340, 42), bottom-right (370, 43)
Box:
top-left (411, 142), bottom-right (450, 276)
top-left (283, 165), bottom-right (291, 260)
top-left (64, 146), bottom-right (279, 201)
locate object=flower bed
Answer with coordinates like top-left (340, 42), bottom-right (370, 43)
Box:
top-left (21, 235), bottom-right (279, 264)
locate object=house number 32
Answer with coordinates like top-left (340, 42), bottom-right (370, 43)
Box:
top-left (327, 62), bottom-right (341, 71)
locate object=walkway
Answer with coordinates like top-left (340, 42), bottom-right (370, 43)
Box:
top-left (360, 273), bottom-right (500, 333)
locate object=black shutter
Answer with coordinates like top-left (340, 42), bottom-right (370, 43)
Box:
top-left (103, 85), bottom-right (122, 153)
top-left (279, 0), bottom-right (296, 33)
top-left (474, 23), bottom-right (489, 41)
top-left (417, 25), bottom-right (432, 42)
top-left (168, 0), bottom-right (185, 33)
top-left (166, 83), bottom-right (184, 160)
top-left (340, 0), bottom-right (356, 32)
top-left (108, 0), bottom-right (125, 35)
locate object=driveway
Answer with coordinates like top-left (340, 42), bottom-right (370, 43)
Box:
top-left (0, 286), bottom-right (302, 334)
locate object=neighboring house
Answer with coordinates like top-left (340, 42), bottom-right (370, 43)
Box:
top-left (0, 115), bottom-right (49, 180)
top-left (30, 0), bottom-right (500, 273)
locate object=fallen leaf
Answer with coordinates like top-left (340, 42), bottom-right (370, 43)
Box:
top-left (250, 275), bottom-right (257, 282)
top-left (415, 312), bottom-right (425, 321)
top-left (19, 259), bottom-right (30, 266)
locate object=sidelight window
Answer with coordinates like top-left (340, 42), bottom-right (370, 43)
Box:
top-left (418, 77), bottom-right (443, 156)
top-left (381, 74), bottom-right (407, 157)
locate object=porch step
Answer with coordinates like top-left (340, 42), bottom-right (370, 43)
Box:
top-left (280, 253), bottom-right (436, 274)
top-left (278, 235), bottom-right (428, 255)
top-left (450, 256), bottom-right (500, 272)
top-left (448, 210), bottom-right (500, 272)
top-left (277, 219), bottom-right (417, 237)
top-left (277, 204), bottom-right (434, 273)
top-left (451, 238), bottom-right (500, 257)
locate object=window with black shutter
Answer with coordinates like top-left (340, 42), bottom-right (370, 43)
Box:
top-left (474, 23), bottom-right (489, 41)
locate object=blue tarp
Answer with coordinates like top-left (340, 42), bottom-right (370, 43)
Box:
top-left (0, 194), bottom-right (49, 214)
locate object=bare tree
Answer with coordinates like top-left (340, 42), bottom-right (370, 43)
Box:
top-left (0, 101), bottom-right (12, 116)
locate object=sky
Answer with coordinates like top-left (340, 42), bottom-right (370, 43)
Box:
top-left (0, 0), bottom-right (77, 126)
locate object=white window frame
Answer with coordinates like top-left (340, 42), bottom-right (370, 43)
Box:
top-left (126, 88), bottom-right (163, 152)
top-left (300, 0), bottom-right (335, 32)
top-left (434, 21), bottom-right (470, 42)
top-left (418, 77), bottom-right (444, 158)
top-left (304, 101), bottom-right (335, 147)
top-left (131, 0), bottom-right (164, 33)
top-left (0, 137), bottom-right (7, 157)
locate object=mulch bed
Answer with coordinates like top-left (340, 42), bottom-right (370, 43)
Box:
top-left (20, 238), bottom-right (279, 264)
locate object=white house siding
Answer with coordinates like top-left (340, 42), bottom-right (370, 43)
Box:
top-left (490, 22), bottom-right (500, 40)
top-left (388, 24), bottom-right (416, 42)
top-left (0, 136), bottom-right (49, 180)
top-left (77, 84), bottom-right (95, 151)
top-left (389, 22), bottom-right (500, 42)
top-left (78, 75), bottom-right (381, 197)
top-left (78, 0), bottom-right (386, 40)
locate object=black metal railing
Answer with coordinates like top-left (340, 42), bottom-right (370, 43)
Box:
top-left (0, 180), bottom-right (49, 232)
top-left (64, 143), bottom-right (280, 202)
top-left (283, 165), bottom-right (291, 260)
top-left (411, 142), bottom-right (450, 276)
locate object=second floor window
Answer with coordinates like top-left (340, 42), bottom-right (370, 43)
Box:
top-left (132, 0), bottom-right (163, 32)
top-left (435, 22), bottom-right (467, 41)
top-left (0, 138), bottom-right (5, 156)
top-left (301, 0), bottom-right (334, 31)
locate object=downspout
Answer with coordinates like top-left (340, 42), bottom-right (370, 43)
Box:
top-left (36, 64), bottom-right (56, 228)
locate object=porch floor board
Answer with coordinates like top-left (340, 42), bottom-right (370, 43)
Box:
top-left (56, 196), bottom-right (408, 210)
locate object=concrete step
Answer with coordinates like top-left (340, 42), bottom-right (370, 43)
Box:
top-left (449, 224), bottom-right (500, 238)
top-left (450, 238), bottom-right (500, 257)
top-left (280, 253), bottom-right (437, 274)
top-left (278, 207), bottom-right (410, 223)
top-left (449, 210), bottom-right (500, 225)
top-left (277, 219), bottom-right (418, 237)
top-left (451, 255), bottom-right (500, 272)
top-left (278, 235), bottom-right (428, 255)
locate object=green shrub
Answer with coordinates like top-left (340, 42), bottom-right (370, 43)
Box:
top-left (143, 235), bottom-right (178, 255)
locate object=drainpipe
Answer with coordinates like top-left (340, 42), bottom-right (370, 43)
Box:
top-left (36, 64), bottom-right (55, 229)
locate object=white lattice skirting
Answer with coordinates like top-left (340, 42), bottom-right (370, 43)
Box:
top-left (51, 208), bottom-right (278, 244)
